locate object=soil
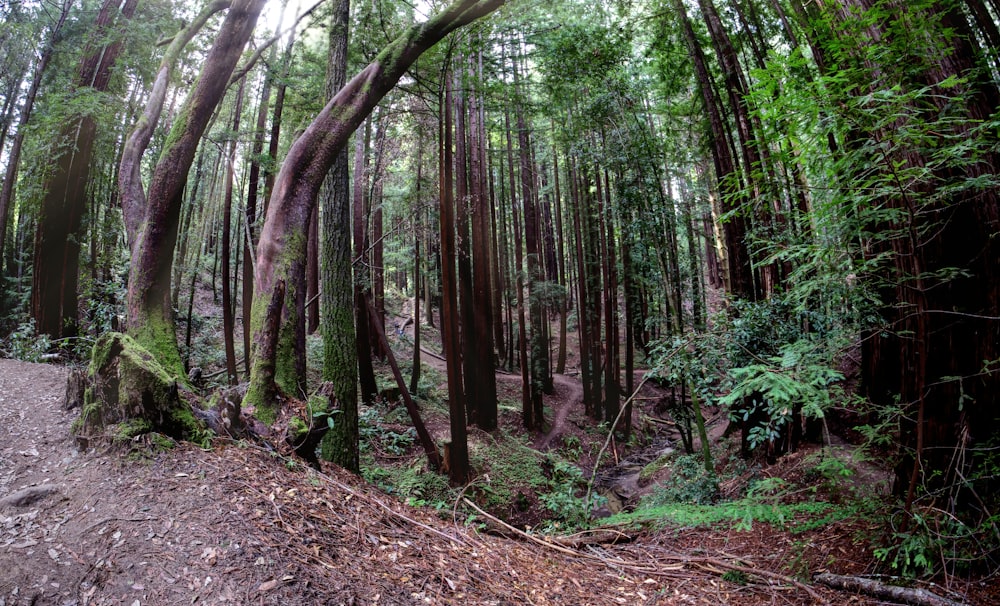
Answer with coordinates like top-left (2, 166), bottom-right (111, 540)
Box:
top-left (1, 357), bottom-right (994, 605)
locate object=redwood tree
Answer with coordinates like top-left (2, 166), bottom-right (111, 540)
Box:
top-left (127, 0), bottom-right (266, 376)
top-left (32, 0), bottom-right (138, 340)
top-left (245, 0), bottom-right (507, 425)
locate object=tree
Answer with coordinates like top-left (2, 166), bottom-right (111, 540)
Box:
top-left (127, 0), bottom-right (267, 377)
top-left (0, 0), bottom-right (72, 285)
top-left (319, 0), bottom-right (360, 472)
top-left (244, 0), bottom-right (507, 427)
top-left (32, 0), bottom-right (138, 341)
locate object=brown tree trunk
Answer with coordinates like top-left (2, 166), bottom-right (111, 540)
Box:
top-left (467, 52), bottom-right (497, 431)
top-left (0, 0), bottom-right (72, 278)
top-left (120, 0), bottom-right (232, 250)
top-left (319, 0), bottom-right (359, 472)
top-left (674, 0), bottom-right (756, 301)
top-left (221, 80), bottom-right (245, 385)
top-left (354, 119), bottom-right (379, 405)
top-left (33, 0), bottom-right (138, 340)
top-left (245, 0), bottom-right (506, 423)
top-left (513, 52), bottom-right (545, 429)
top-left (128, 0), bottom-right (266, 378)
top-left (440, 72), bottom-right (469, 483)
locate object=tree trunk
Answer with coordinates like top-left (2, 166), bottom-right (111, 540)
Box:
top-left (33, 0), bottom-right (138, 340)
top-left (354, 119), bottom-right (379, 405)
top-left (319, 0), bottom-right (359, 473)
top-left (221, 80), bottom-right (245, 385)
top-left (674, 0), bottom-right (756, 301)
top-left (127, 0), bottom-right (266, 378)
top-left (0, 0), bottom-right (71, 278)
top-left (468, 52), bottom-right (498, 431)
top-left (440, 71), bottom-right (469, 484)
top-left (120, 0), bottom-right (232, 250)
top-left (245, 0), bottom-right (507, 424)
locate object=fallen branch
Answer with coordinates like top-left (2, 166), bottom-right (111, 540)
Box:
top-left (813, 573), bottom-right (968, 606)
top-left (462, 497), bottom-right (828, 603)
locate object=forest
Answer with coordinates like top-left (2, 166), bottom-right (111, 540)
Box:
top-left (0, 0), bottom-right (998, 603)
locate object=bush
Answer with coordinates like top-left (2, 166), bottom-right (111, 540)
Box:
top-left (2, 319), bottom-right (52, 362)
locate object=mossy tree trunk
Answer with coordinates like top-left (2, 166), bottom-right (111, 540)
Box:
top-left (244, 0), bottom-right (507, 425)
top-left (318, 0), bottom-right (360, 473)
top-left (126, 0), bottom-right (265, 379)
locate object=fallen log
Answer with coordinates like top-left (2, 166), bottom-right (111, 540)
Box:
top-left (813, 572), bottom-right (968, 606)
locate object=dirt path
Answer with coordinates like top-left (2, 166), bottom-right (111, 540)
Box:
top-left (0, 359), bottom-right (689, 605)
top-left (0, 358), bottom-right (911, 606)
top-left (0, 359), bottom-right (294, 606)
top-left (533, 374), bottom-right (583, 451)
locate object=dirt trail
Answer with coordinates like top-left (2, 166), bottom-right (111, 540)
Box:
top-left (0, 359), bottom-right (291, 606)
top-left (0, 359), bottom-right (687, 605)
top-left (533, 374), bottom-right (583, 451)
top-left (0, 358), bottom-right (913, 606)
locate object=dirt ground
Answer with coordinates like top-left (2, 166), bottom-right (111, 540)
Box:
top-left (0, 357), bottom-right (992, 605)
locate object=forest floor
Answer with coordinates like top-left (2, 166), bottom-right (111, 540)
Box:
top-left (0, 353), bottom-right (994, 605)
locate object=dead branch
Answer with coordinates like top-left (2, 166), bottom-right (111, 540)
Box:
top-left (813, 572), bottom-right (968, 606)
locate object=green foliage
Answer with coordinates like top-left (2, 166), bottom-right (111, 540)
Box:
top-left (1, 319), bottom-right (52, 362)
top-left (537, 460), bottom-right (607, 531)
top-left (358, 407), bottom-right (415, 455)
top-left (720, 340), bottom-right (843, 451)
top-left (469, 433), bottom-right (549, 509)
top-left (642, 453), bottom-right (719, 506)
top-left (872, 508), bottom-right (987, 579)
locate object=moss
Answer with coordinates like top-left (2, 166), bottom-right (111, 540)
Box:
top-left (72, 386), bottom-right (99, 435)
top-left (640, 453), bottom-right (673, 482)
top-left (112, 418), bottom-right (153, 442)
top-left (288, 416), bottom-right (308, 443)
top-left (157, 103), bottom-right (193, 165)
top-left (131, 316), bottom-right (186, 382)
top-left (149, 432), bottom-right (176, 452)
top-left (244, 379), bottom-right (277, 425)
top-left (167, 406), bottom-right (212, 447)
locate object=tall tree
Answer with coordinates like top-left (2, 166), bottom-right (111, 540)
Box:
top-left (0, 0), bottom-right (72, 281)
top-left (244, 0), bottom-right (507, 426)
top-left (319, 0), bottom-right (359, 472)
top-left (32, 0), bottom-right (138, 340)
top-left (127, 0), bottom-right (266, 376)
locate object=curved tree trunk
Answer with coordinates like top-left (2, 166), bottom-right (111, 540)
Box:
top-left (127, 0), bottom-right (266, 378)
top-left (244, 0), bottom-right (507, 425)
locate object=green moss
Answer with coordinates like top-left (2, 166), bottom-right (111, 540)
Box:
top-left (149, 432), bottom-right (176, 451)
top-left (112, 418), bottom-right (153, 442)
top-left (72, 386), bottom-right (99, 435)
top-left (639, 453), bottom-right (673, 482)
top-left (157, 103), bottom-right (193, 164)
top-left (289, 415), bottom-right (308, 442)
top-left (167, 406), bottom-right (212, 447)
top-left (131, 316), bottom-right (186, 382)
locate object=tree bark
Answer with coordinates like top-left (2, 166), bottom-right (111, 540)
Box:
top-left (127, 0), bottom-right (266, 378)
top-left (221, 80), bottom-right (245, 386)
top-left (33, 0), bottom-right (138, 340)
top-left (120, 0), bottom-right (232, 250)
top-left (245, 0), bottom-right (506, 424)
top-left (468, 52), bottom-right (498, 431)
top-left (440, 71), bottom-right (469, 484)
top-left (0, 0), bottom-right (71, 278)
top-left (319, 0), bottom-right (359, 473)
top-left (673, 0), bottom-right (756, 301)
